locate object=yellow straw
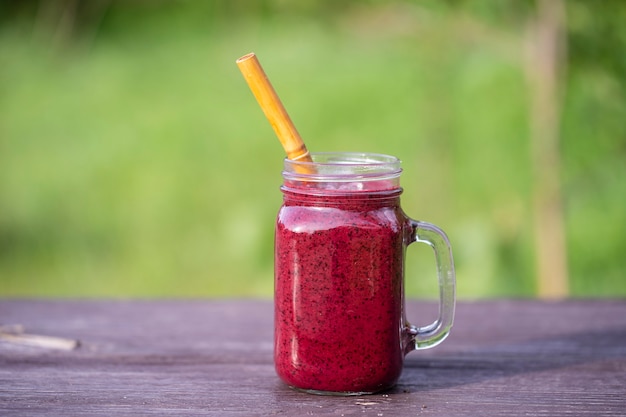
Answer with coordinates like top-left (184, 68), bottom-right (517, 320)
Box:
top-left (236, 53), bottom-right (313, 166)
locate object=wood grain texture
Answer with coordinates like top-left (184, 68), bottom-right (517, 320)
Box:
top-left (1, 299), bottom-right (625, 416)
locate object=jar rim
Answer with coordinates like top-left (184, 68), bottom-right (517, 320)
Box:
top-left (283, 152), bottom-right (402, 183)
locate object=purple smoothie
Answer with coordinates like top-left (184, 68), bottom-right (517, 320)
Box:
top-left (274, 185), bottom-right (408, 394)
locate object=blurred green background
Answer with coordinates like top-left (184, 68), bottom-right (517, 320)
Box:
top-left (1, 0), bottom-right (625, 298)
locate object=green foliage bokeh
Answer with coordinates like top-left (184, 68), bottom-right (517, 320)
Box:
top-left (1, 0), bottom-right (624, 298)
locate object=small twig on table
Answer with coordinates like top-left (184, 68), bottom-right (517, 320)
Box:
top-left (0, 324), bottom-right (80, 351)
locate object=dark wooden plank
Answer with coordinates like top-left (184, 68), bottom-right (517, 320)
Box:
top-left (1, 299), bottom-right (625, 416)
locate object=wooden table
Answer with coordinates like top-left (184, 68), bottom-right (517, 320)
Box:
top-left (1, 299), bottom-right (625, 416)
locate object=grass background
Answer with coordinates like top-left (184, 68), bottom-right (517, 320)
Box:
top-left (1, 1), bottom-right (625, 298)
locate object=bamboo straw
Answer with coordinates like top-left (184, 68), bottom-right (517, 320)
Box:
top-left (236, 53), bottom-right (313, 166)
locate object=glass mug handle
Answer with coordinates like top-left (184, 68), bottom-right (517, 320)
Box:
top-left (405, 219), bottom-right (456, 350)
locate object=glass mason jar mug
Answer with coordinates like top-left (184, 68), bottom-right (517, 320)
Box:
top-left (274, 152), bottom-right (456, 395)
